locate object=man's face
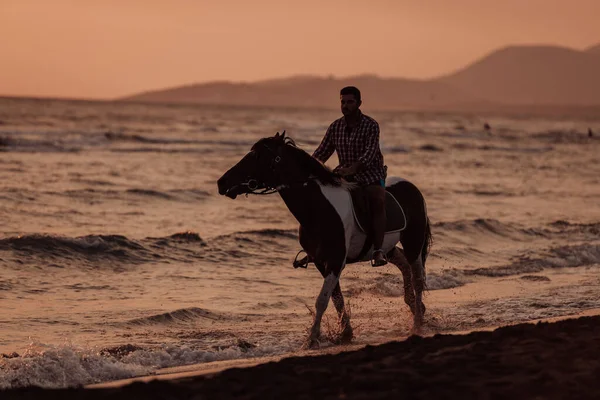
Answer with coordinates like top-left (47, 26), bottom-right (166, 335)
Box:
top-left (341, 94), bottom-right (360, 116)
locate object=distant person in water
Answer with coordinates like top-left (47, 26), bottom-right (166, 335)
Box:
top-left (312, 86), bottom-right (388, 266)
top-left (589, 128), bottom-right (593, 138)
top-left (484, 122), bottom-right (491, 135)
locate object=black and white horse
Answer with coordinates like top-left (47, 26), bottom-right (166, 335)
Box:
top-left (217, 132), bottom-right (432, 348)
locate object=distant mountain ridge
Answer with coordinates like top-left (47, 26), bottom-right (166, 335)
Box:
top-left (120, 43), bottom-right (600, 111)
top-left (585, 43), bottom-right (600, 54)
top-left (438, 45), bottom-right (600, 106)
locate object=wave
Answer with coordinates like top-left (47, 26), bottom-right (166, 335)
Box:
top-left (433, 218), bottom-right (542, 241)
top-left (0, 136), bottom-right (80, 153)
top-left (432, 218), bottom-right (600, 242)
top-left (54, 187), bottom-right (211, 202)
top-left (63, 283), bottom-right (115, 291)
top-left (1, 219), bottom-right (596, 274)
top-left (0, 339), bottom-right (283, 389)
top-left (165, 231), bottom-right (205, 242)
top-left (0, 129), bottom-right (277, 155)
top-left (384, 145), bottom-right (411, 154)
top-left (520, 275), bottom-right (551, 282)
top-left (126, 188), bottom-right (174, 200)
top-left (464, 244), bottom-right (600, 277)
top-left (426, 271), bottom-right (468, 290)
top-left (214, 228), bottom-right (298, 242)
top-left (346, 270), bottom-right (467, 297)
top-left (104, 131), bottom-right (198, 145)
top-left (122, 307), bottom-right (226, 327)
top-left (543, 220), bottom-right (600, 238)
top-left (0, 280), bottom-right (13, 291)
top-left (0, 234), bottom-right (158, 267)
top-left (106, 135), bottom-right (261, 147)
top-left (0, 344), bottom-right (149, 389)
top-left (451, 188), bottom-right (518, 197)
top-left (0, 231), bottom-right (211, 270)
top-left (419, 144), bottom-right (443, 152)
top-left (532, 130), bottom-right (599, 144)
top-left (109, 147), bottom-right (213, 154)
top-left (451, 143), bottom-right (554, 153)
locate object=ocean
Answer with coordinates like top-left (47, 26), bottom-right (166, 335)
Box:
top-left (1, 97), bottom-right (599, 388)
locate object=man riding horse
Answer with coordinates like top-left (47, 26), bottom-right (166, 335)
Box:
top-left (217, 87), bottom-right (431, 346)
top-left (312, 86), bottom-right (388, 267)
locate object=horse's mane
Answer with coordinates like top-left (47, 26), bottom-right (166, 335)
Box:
top-left (282, 138), bottom-right (342, 187)
top-left (254, 135), bottom-right (344, 187)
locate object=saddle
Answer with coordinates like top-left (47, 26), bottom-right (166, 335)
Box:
top-left (292, 185), bottom-right (407, 269)
top-left (349, 188), bottom-right (406, 234)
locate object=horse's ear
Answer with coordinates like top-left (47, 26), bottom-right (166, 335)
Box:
top-left (281, 130), bottom-right (286, 139)
top-left (274, 131), bottom-right (280, 138)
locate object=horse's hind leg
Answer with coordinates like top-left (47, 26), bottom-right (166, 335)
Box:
top-left (410, 253), bottom-right (426, 330)
top-left (388, 246), bottom-right (416, 315)
top-left (400, 237), bottom-right (426, 331)
top-left (331, 282), bottom-right (353, 343)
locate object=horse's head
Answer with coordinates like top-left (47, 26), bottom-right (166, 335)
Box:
top-left (217, 131), bottom-right (305, 199)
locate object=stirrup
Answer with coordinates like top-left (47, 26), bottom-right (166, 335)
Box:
top-left (293, 250), bottom-right (309, 269)
top-left (371, 249), bottom-right (388, 267)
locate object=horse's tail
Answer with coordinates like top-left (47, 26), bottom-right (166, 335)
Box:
top-left (421, 215), bottom-right (432, 268)
top-left (418, 188), bottom-right (432, 289)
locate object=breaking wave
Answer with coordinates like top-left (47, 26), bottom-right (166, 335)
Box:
top-left (121, 307), bottom-right (227, 327)
top-left (0, 340), bottom-right (284, 389)
top-left (464, 244), bottom-right (600, 277)
top-left (0, 232), bottom-right (208, 269)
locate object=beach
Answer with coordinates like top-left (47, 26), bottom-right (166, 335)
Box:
top-left (3, 312), bottom-right (600, 399)
top-left (1, 97), bottom-right (599, 393)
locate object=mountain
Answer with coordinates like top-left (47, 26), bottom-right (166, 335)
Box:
top-left (438, 45), bottom-right (600, 106)
top-left (585, 43), bottom-right (600, 55)
top-left (119, 74), bottom-right (486, 111)
top-left (120, 43), bottom-right (600, 110)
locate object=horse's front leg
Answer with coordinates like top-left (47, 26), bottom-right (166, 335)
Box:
top-left (307, 264), bottom-right (343, 349)
top-left (315, 262), bottom-right (353, 344)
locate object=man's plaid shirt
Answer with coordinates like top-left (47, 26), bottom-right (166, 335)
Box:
top-left (312, 112), bottom-right (386, 185)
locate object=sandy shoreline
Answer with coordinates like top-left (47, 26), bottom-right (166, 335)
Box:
top-left (3, 310), bottom-right (600, 399)
top-left (82, 308), bottom-right (600, 390)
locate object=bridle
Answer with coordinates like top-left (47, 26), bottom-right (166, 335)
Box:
top-left (241, 143), bottom-right (309, 196)
top-left (239, 145), bottom-right (284, 196)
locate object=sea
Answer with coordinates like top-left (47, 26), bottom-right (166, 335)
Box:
top-left (1, 97), bottom-right (599, 388)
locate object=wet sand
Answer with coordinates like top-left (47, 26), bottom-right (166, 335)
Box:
top-left (4, 313), bottom-right (600, 399)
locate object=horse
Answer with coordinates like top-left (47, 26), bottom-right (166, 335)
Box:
top-left (217, 131), bottom-right (432, 348)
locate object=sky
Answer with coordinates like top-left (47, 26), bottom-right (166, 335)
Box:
top-left (1, 0), bottom-right (599, 99)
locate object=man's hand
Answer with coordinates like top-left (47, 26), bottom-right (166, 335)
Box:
top-left (335, 166), bottom-right (352, 177)
top-left (336, 162), bottom-right (363, 177)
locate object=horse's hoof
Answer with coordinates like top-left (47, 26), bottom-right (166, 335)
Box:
top-left (303, 337), bottom-right (320, 350)
top-left (411, 326), bottom-right (423, 336)
top-left (339, 327), bottom-right (354, 345)
top-left (412, 316), bottom-right (424, 335)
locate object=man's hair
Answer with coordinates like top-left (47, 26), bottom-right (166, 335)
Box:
top-left (340, 86), bottom-right (361, 102)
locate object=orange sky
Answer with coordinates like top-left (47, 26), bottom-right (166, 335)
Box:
top-left (1, 0), bottom-right (599, 99)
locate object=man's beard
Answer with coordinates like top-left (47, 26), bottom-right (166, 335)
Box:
top-left (343, 108), bottom-right (358, 117)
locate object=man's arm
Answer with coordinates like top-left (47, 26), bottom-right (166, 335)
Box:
top-left (312, 125), bottom-right (335, 163)
top-left (358, 121), bottom-right (380, 167)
